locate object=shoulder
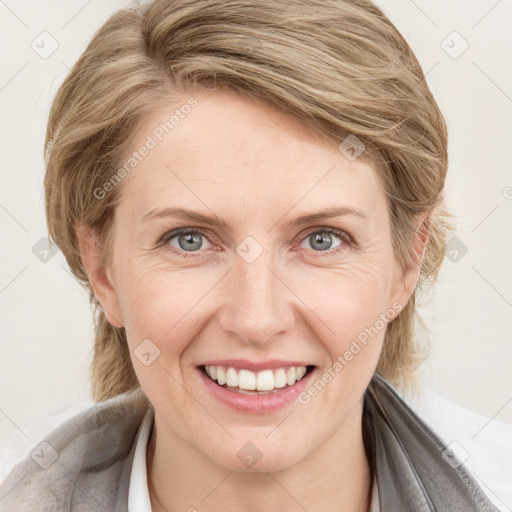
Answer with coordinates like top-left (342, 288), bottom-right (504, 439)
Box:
top-left (365, 373), bottom-right (506, 512)
top-left (0, 388), bottom-right (150, 511)
top-left (405, 383), bottom-right (512, 511)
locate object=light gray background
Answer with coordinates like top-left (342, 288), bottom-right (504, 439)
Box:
top-left (0, 0), bottom-right (511, 497)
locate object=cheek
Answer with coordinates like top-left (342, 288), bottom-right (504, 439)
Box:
top-left (298, 256), bottom-right (392, 323)
top-left (116, 258), bottom-right (218, 351)
top-left (117, 264), bottom-right (207, 395)
top-left (293, 258), bottom-right (392, 364)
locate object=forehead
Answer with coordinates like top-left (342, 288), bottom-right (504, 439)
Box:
top-left (117, 90), bottom-right (384, 218)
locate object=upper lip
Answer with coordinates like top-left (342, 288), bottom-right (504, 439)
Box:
top-left (199, 359), bottom-right (314, 372)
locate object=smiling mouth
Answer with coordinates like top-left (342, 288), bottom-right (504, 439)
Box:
top-left (199, 364), bottom-right (316, 394)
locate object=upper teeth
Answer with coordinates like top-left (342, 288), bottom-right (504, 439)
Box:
top-left (205, 365), bottom-right (308, 391)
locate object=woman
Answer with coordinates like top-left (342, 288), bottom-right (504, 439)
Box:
top-left (0, 0), bottom-right (502, 510)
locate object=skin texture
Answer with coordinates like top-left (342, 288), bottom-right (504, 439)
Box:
top-left (78, 89), bottom-right (426, 512)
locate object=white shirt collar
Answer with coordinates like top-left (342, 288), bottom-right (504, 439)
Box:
top-left (128, 411), bottom-right (380, 512)
top-left (128, 408), bottom-right (154, 512)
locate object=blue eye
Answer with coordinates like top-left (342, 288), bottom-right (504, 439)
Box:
top-left (300, 229), bottom-right (344, 252)
top-left (159, 226), bottom-right (352, 258)
top-left (163, 229), bottom-right (213, 254)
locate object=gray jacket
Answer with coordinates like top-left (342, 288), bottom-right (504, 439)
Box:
top-left (0, 373), bottom-right (502, 511)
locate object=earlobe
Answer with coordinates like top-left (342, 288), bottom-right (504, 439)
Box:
top-left (76, 224), bottom-right (124, 328)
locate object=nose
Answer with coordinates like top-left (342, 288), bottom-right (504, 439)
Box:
top-left (218, 248), bottom-right (295, 346)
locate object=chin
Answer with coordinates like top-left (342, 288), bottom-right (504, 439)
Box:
top-left (205, 436), bottom-right (307, 473)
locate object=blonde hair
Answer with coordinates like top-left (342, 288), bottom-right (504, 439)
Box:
top-left (44, 0), bottom-right (451, 402)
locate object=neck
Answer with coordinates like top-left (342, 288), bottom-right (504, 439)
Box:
top-left (146, 405), bottom-right (373, 512)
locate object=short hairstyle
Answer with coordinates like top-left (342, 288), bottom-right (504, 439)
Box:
top-left (44, 0), bottom-right (452, 402)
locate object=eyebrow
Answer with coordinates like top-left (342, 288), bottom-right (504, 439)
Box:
top-left (140, 206), bottom-right (367, 228)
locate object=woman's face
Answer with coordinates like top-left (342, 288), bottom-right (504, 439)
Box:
top-left (87, 89), bottom-right (419, 472)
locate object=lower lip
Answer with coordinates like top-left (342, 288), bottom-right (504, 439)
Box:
top-left (197, 366), bottom-right (316, 414)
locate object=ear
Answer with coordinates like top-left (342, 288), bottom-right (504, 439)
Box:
top-left (390, 213), bottom-right (431, 308)
top-left (76, 224), bottom-right (124, 328)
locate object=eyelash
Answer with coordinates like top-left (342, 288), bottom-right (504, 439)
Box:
top-left (158, 226), bottom-right (355, 259)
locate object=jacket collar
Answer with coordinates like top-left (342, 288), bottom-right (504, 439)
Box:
top-left (365, 372), bottom-right (500, 511)
top-left (0, 373), bottom-right (500, 511)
